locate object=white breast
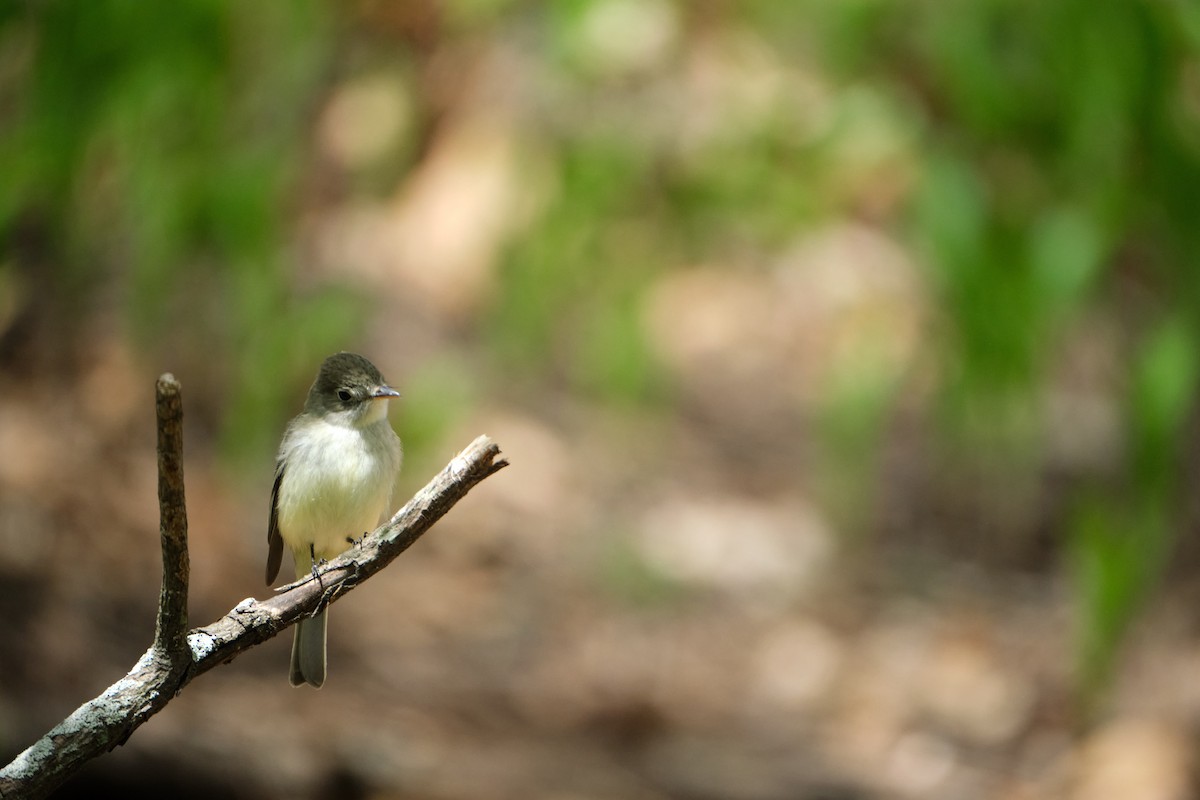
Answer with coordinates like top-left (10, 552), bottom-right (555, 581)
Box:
top-left (276, 415), bottom-right (402, 567)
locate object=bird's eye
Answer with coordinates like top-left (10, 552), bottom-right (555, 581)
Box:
top-left (337, 389), bottom-right (352, 402)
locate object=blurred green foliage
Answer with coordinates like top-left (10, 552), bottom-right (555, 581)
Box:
top-left (489, 140), bottom-right (668, 405)
top-left (1071, 317), bottom-right (1199, 705)
top-left (841, 0), bottom-right (1200, 712)
top-left (0, 0), bottom-right (357, 462)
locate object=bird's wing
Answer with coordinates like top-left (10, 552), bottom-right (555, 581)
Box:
top-left (265, 460), bottom-right (285, 585)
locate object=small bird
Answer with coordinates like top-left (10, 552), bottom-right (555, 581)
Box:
top-left (266, 352), bottom-right (403, 688)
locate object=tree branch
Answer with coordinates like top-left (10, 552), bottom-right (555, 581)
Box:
top-left (0, 376), bottom-right (508, 800)
top-left (154, 373), bottom-right (189, 655)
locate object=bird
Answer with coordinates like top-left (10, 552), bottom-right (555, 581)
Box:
top-left (266, 352), bottom-right (402, 688)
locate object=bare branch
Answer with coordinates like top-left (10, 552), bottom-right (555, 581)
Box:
top-left (0, 374), bottom-right (507, 799)
top-left (154, 373), bottom-right (189, 655)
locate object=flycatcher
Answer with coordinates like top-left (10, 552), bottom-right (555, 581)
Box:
top-left (266, 352), bottom-right (403, 688)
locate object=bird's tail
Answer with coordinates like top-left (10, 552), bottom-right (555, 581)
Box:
top-left (290, 609), bottom-right (328, 688)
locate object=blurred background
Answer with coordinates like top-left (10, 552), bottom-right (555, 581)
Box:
top-left (2, 1), bottom-right (1200, 798)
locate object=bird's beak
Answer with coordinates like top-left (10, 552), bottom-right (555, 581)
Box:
top-left (371, 385), bottom-right (402, 400)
